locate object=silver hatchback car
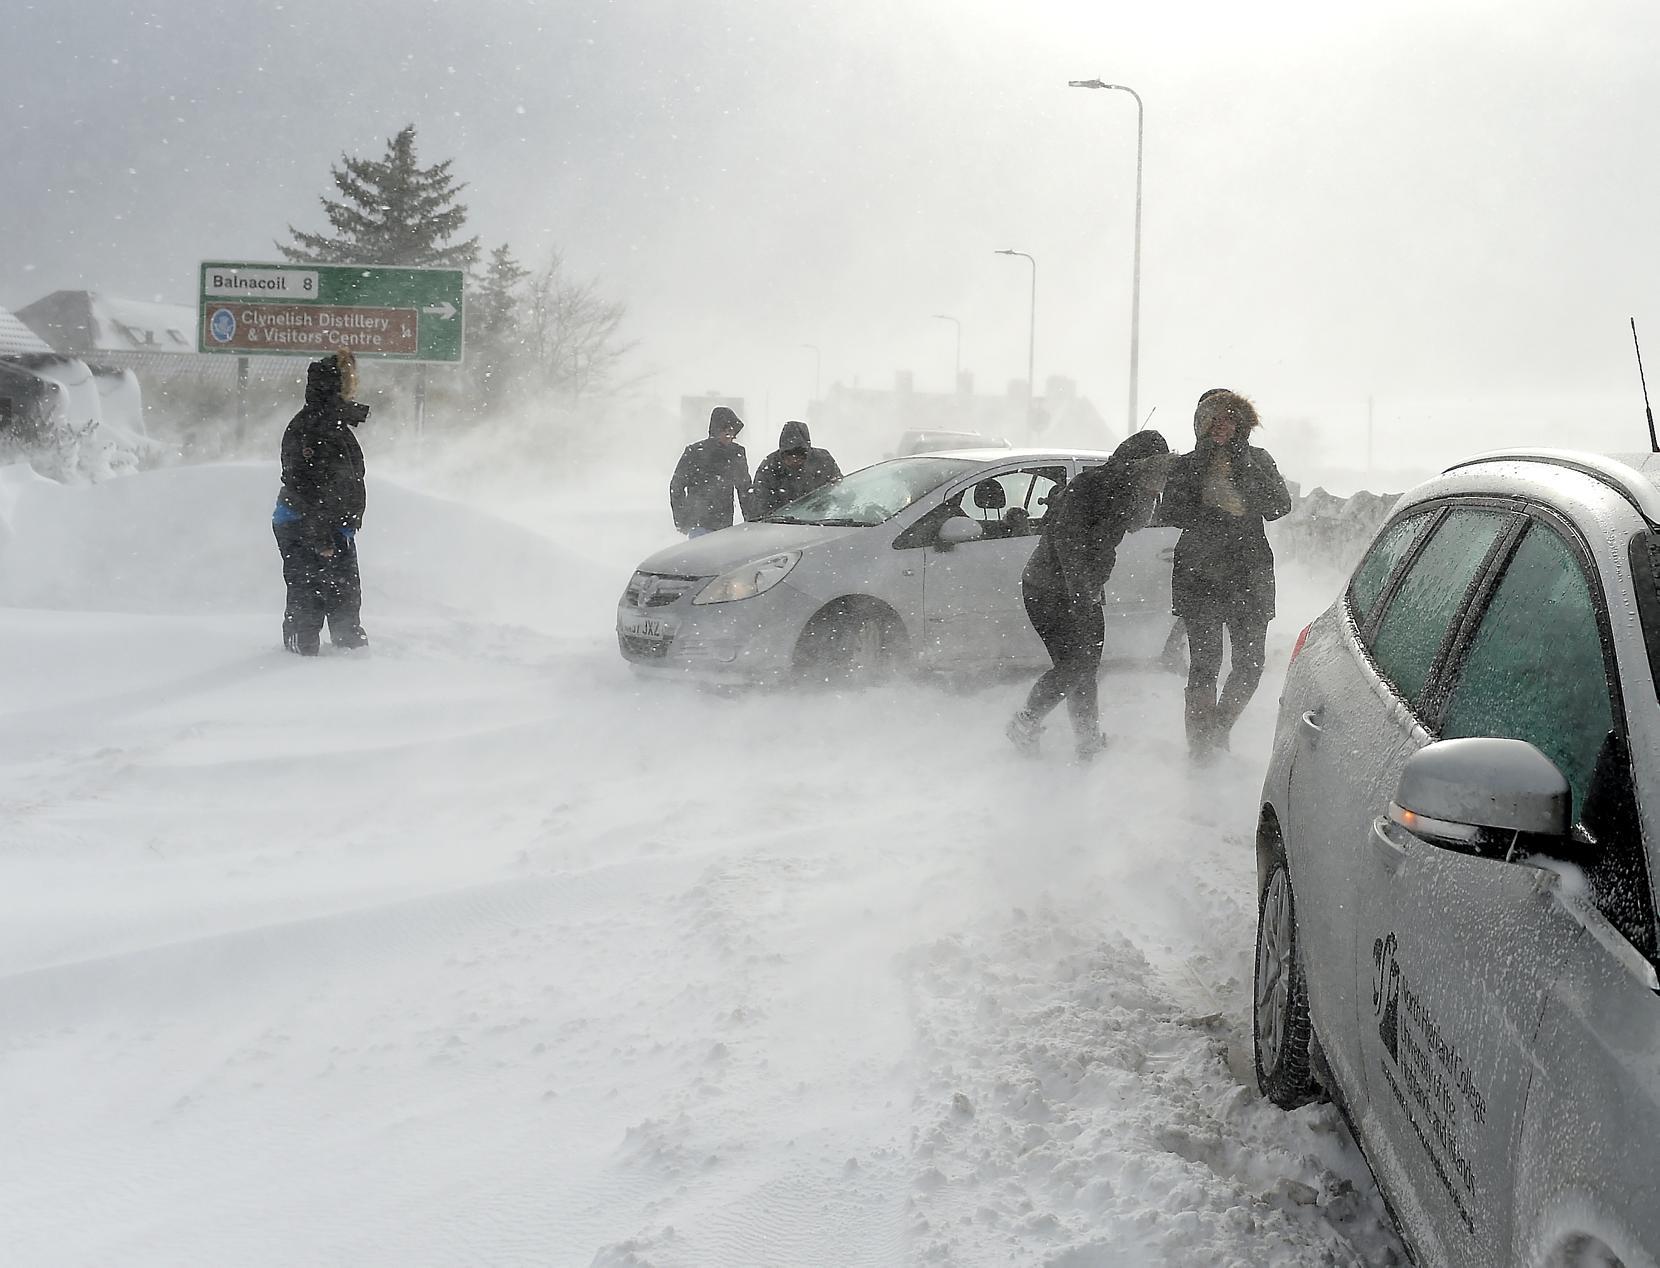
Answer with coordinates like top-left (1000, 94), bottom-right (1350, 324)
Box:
top-left (1253, 448), bottom-right (1660, 1268)
top-left (617, 449), bottom-right (1177, 683)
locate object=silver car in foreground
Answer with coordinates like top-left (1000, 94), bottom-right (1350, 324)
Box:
top-left (617, 449), bottom-right (1176, 683)
top-left (1253, 448), bottom-right (1660, 1268)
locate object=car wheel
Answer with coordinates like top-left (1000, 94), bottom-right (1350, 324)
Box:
top-left (1254, 849), bottom-right (1319, 1108)
top-left (797, 602), bottom-right (899, 685)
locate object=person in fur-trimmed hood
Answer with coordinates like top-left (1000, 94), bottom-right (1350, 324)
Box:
top-left (1158, 388), bottom-right (1293, 758)
top-left (272, 349), bottom-right (371, 655)
top-left (750, 420), bottom-right (843, 518)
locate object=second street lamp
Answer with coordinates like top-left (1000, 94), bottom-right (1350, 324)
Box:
top-left (994, 249), bottom-right (1037, 436)
top-left (1069, 77), bottom-right (1144, 433)
top-left (931, 314), bottom-right (962, 390)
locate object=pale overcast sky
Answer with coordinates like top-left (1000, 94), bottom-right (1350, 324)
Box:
top-left (6, 0), bottom-right (1659, 470)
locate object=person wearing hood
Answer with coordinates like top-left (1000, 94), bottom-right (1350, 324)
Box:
top-left (272, 349), bottom-right (370, 655)
top-left (1007, 429), bottom-right (1176, 762)
top-left (1159, 388), bottom-right (1293, 758)
top-left (669, 406), bottom-right (753, 537)
top-left (750, 421), bottom-right (843, 518)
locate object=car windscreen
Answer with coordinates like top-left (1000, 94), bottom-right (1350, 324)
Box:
top-left (761, 456), bottom-right (982, 526)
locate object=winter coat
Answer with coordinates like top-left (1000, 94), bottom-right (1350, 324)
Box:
top-left (669, 421), bottom-right (753, 533)
top-left (1023, 430), bottom-right (1173, 610)
top-left (275, 356), bottom-right (368, 550)
top-left (1160, 399), bottom-right (1292, 625)
top-left (751, 421), bottom-right (843, 518)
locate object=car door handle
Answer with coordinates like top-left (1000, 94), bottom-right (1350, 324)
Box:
top-left (1159, 547), bottom-right (1176, 561)
top-left (1370, 817), bottom-right (1409, 873)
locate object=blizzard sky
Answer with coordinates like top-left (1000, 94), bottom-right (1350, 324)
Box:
top-left (6, 0), bottom-right (1660, 470)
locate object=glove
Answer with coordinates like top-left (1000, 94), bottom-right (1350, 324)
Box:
top-left (337, 525), bottom-right (356, 545)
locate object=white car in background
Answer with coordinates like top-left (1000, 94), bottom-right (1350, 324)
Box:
top-left (617, 449), bottom-right (1177, 683)
top-left (1253, 448), bottom-right (1660, 1268)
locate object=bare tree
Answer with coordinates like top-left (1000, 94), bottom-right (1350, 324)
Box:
top-left (524, 253), bottom-right (636, 402)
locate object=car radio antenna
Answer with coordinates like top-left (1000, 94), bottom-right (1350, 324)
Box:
top-left (1632, 317), bottom-right (1659, 452)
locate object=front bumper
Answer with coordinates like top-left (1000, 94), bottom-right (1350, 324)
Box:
top-left (616, 580), bottom-right (820, 683)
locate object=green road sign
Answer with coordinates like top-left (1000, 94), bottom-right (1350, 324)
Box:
top-left (197, 261), bottom-right (465, 363)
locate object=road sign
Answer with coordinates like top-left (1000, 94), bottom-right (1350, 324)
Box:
top-left (197, 261), bottom-right (465, 363)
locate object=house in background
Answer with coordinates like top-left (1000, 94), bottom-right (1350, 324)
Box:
top-left (0, 303), bottom-right (53, 357)
top-left (15, 290), bottom-right (226, 384)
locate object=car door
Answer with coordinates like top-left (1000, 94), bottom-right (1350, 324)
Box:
top-left (920, 463), bottom-right (1070, 669)
top-left (1358, 514), bottom-right (1654, 1268)
top-left (1286, 505), bottom-right (1514, 1112)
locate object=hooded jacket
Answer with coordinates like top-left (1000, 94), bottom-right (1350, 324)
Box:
top-left (669, 410), bottom-right (754, 533)
top-left (1158, 390), bottom-right (1292, 623)
top-left (750, 421), bottom-right (843, 518)
top-left (275, 355), bottom-right (368, 549)
top-left (1023, 430), bottom-right (1173, 608)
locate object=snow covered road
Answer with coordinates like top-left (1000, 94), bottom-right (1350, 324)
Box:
top-left (0, 464), bottom-right (1404, 1266)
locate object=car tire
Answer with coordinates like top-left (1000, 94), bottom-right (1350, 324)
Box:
top-left (796, 602), bottom-right (900, 686)
top-left (1253, 848), bottom-right (1320, 1108)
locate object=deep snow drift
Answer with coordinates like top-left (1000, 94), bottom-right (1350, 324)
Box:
top-left (0, 461), bottom-right (1404, 1266)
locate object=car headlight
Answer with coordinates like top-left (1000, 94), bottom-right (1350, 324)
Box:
top-left (693, 551), bottom-right (801, 604)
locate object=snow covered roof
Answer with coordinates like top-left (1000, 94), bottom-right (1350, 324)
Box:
top-left (0, 305), bottom-right (52, 356)
top-left (11, 290), bottom-right (291, 385)
top-left (15, 290), bottom-right (196, 356)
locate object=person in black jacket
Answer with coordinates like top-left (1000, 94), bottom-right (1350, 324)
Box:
top-left (1159, 388), bottom-right (1293, 758)
top-left (272, 350), bottom-right (369, 655)
top-left (1007, 429), bottom-right (1175, 761)
top-left (669, 406), bottom-right (753, 536)
top-left (751, 420), bottom-right (842, 518)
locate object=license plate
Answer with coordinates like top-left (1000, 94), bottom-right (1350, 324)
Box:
top-left (623, 615), bottom-right (668, 640)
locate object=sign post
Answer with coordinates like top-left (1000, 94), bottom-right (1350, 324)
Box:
top-left (197, 261), bottom-right (465, 364)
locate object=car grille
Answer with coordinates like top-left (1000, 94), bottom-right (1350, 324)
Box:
top-left (622, 572), bottom-right (704, 608)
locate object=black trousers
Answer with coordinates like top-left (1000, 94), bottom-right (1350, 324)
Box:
top-left (1022, 581), bottom-right (1105, 735)
top-left (1184, 609), bottom-right (1269, 734)
top-left (275, 527), bottom-right (365, 654)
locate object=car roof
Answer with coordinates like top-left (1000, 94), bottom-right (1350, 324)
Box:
top-left (1442, 447), bottom-right (1660, 526)
top-left (903, 446), bottom-right (1117, 463)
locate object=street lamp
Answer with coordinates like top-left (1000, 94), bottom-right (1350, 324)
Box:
top-left (1069, 77), bottom-right (1143, 433)
top-left (931, 314), bottom-right (962, 390)
top-left (994, 249), bottom-right (1037, 435)
top-left (797, 343), bottom-right (821, 403)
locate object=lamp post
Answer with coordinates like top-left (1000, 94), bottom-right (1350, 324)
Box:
top-left (931, 314), bottom-right (962, 390)
top-left (797, 343), bottom-right (821, 404)
top-left (994, 250), bottom-right (1037, 434)
top-left (1069, 77), bottom-right (1143, 433)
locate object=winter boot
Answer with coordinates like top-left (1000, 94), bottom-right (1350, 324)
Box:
top-left (284, 631), bottom-right (319, 657)
top-left (1184, 687), bottom-right (1218, 761)
top-left (1074, 730), bottom-right (1111, 764)
top-left (1005, 708), bottom-right (1044, 758)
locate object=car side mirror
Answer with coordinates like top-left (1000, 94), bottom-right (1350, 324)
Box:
top-left (1388, 737), bottom-right (1571, 856)
top-left (936, 518), bottom-right (984, 550)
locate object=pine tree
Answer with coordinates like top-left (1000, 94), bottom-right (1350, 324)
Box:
top-left (472, 244), bottom-right (530, 344)
top-left (467, 244), bottom-right (531, 412)
top-left (277, 125), bottom-right (480, 268)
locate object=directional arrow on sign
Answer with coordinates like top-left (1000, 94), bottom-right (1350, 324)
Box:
top-left (422, 302), bottom-right (458, 320)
